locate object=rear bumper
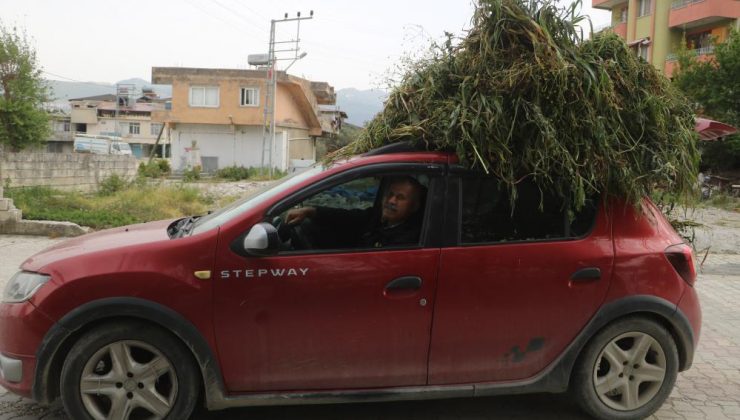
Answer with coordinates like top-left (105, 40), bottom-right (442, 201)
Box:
top-left (0, 301), bottom-right (55, 399)
top-left (676, 286), bottom-right (702, 371)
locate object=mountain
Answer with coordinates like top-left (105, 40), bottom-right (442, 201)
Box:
top-left (45, 78), bottom-right (172, 101)
top-left (336, 88), bottom-right (387, 127)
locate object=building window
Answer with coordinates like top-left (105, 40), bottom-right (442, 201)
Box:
top-left (240, 87), bottom-right (259, 107)
top-left (63, 121), bottom-right (71, 132)
top-left (129, 122), bottom-right (140, 135)
top-left (150, 123), bottom-right (163, 136)
top-left (638, 0), bottom-right (651, 17)
top-left (189, 86), bottom-right (220, 108)
top-left (620, 8), bottom-right (627, 23)
top-left (638, 44), bottom-right (650, 61)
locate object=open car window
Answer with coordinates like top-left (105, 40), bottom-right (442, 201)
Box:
top-left (273, 174), bottom-right (430, 253)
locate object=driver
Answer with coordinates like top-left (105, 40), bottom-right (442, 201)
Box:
top-left (285, 176), bottom-right (426, 248)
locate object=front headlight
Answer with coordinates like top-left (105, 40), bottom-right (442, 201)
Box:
top-left (3, 272), bottom-right (51, 303)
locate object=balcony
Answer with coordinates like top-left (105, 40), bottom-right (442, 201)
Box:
top-left (592, 0), bottom-right (628, 10)
top-left (664, 46), bottom-right (716, 76)
top-left (594, 21), bottom-right (628, 38)
top-left (669, 0), bottom-right (740, 29)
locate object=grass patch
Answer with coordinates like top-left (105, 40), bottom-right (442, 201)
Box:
top-left (704, 193), bottom-right (740, 212)
top-left (215, 166), bottom-right (287, 181)
top-left (6, 184), bottom-right (225, 230)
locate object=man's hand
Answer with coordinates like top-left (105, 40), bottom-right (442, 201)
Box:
top-left (285, 206), bottom-right (316, 225)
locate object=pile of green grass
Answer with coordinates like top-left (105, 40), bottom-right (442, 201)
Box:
top-left (338, 0), bottom-right (699, 211)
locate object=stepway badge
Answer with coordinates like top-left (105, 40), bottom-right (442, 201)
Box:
top-left (220, 268), bottom-right (309, 279)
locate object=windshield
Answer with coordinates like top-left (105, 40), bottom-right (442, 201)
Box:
top-left (191, 165), bottom-right (326, 235)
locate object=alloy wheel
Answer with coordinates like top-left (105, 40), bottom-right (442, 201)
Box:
top-left (593, 331), bottom-right (667, 411)
top-left (79, 340), bottom-right (178, 420)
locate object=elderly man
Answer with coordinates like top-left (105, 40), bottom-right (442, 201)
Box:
top-left (286, 176), bottom-right (426, 248)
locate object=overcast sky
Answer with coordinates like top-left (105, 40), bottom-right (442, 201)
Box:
top-left (1, 0), bottom-right (611, 91)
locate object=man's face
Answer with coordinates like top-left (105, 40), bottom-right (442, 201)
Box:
top-left (382, 181), bottom-right (419, 225)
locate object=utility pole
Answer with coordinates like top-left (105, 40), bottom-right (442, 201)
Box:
top-left (260, 11), bottom-right (313, 177)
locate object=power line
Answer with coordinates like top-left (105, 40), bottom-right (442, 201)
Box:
top-left (206, 0), bottom-right (268, 34)
top-left (42, 71), bottom-right (116, 90)
top-left (182, 0), bottom-right (266, 42)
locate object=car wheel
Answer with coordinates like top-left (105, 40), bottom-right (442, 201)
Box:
top-left (60, 321), bottom-right (199, 420)
top-left (572, 317), bottom-right (679, 420)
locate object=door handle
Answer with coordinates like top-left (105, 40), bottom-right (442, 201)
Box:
top-left (385, 276), bottom-right (422, 291)
top-left (570, 267), bottom-right (601, 282)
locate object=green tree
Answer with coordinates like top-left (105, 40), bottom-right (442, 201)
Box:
top-left (0, 24), bottom-right (49, 151)
top-left (673, 29), bottom-right (740, 170)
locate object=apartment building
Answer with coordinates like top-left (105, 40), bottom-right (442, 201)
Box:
top-left (69, 93), bottom-right (168, 158)
top-left (150, 67), bottom-right (337, 173)
top-left (593, 0), bottom-right (740, 76)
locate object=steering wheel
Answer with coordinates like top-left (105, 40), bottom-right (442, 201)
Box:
top-left (272, 216), bottom-right (314, 250)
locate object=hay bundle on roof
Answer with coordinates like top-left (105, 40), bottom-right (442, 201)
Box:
top-left (339, 0), bottom-right (698, 210)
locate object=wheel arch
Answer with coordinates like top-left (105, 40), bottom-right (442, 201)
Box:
top-left (562, 295), bottom-right (695, 389)
top-left (33, 297), bottom-right (225, 407)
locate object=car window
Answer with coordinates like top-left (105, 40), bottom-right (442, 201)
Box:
top-left (460, 177), bottom-right (597, 244)
top-left (303, 177), bottom-right (380, 210)
top-left (275, 174), bottom-right (430, 252)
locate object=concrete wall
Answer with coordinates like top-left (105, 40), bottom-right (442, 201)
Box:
top-left (0, 152), bottom-right (138, 191)
top-left (169, 124), bottom-right (313, 172)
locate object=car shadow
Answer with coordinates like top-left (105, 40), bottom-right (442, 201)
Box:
top-left (195, 393), bottom-right (591, 419)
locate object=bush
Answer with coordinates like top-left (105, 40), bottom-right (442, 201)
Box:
top-left (138, 159), bottom-right (171, 178)
top-left (216, 166), bottom-right (252, 181)
top-left (98, 174), bottom-right (128, 196)
top-left (182, 166), bottom-right (201, 182)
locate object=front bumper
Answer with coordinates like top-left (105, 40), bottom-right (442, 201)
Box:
top-left (0, 301), bottom-right (55, 398)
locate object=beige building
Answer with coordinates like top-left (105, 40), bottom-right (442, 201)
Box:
top-left (69, 93), bottom-right (167, 158)
top-left (151, 67), bottom-right (337, 172)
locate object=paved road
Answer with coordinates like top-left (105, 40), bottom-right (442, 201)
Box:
top-left (0, 235), bottom-right (738, 419)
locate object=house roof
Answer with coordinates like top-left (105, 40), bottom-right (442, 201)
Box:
top-left (69, 94), bottom-right (117, 102)
top-left (97, 102), bottom-right (159, 112)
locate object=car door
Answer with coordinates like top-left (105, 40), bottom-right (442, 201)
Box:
top-left (428, 173), bottom-right (613, 384)
top-left (213, 164), bottom-right (445, 392)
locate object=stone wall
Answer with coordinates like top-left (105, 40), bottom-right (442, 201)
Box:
top-left (0, 153), bottom-right (138, 191)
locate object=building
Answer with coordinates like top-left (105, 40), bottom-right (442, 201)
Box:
top-left (44, 103), bottom-right (73, 153)
top-left (150, 67), bottom-right (337, 173)
top-left (593, 0), bottom-right (740, 76)
top-left (68, 93), bottom-right (168, 158)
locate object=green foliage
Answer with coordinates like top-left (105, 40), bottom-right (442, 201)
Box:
top-left (214, 166), bottom-right (288, 181)
top-left (216, 166), bottom-right (253, 181)
top-left (0, 25), bottom-right (50, 150)
top-left (673, 29), bottom-right (740, 170)
top-left (97, 174), bottom-right (128, 196)
top-left (317, 124), bottom-right (364, 159)
top-left (138, 159), bottom-right (171, 178)
top-left (5, 184), bottom-right (230, 229)
top-left (182, 166), bottom-right (201, 182)
top-left (335, 0), bottom-right (699, 212)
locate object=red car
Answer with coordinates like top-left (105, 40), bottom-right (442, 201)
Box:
top-left (0, 146), bottom-right (700, 420)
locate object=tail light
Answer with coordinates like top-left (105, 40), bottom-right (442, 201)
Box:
top-left (664, 243), bottom-right (697, 286)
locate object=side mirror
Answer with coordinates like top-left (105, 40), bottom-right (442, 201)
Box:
top-left (243, 222), bottom-right (281, 256)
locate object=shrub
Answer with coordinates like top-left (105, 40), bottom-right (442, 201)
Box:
top-left (182, 166), bottom-right (201, 182)
top-left (98, 174), bottom-right (128, 196)
top-left (216, 166), bottom-right (252, 181)
top-left (138, 159), bottom-right (171, 178)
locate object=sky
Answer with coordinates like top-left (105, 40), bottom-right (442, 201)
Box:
top-left (1, 0), bottom-right (611, 91)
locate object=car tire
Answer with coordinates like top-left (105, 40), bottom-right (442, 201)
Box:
top-left (571, 317), bottom-right (679, 420)
top-left (60, 321), bottom-right (199, 420)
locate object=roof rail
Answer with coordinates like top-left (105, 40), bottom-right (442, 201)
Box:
top-left (362, 141), bottom-right (425, 156)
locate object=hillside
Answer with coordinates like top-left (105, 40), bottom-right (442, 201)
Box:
top-left (336, 88), bottom-right (387, 127)
top-left (45, 78), bottom-right (172, 101)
